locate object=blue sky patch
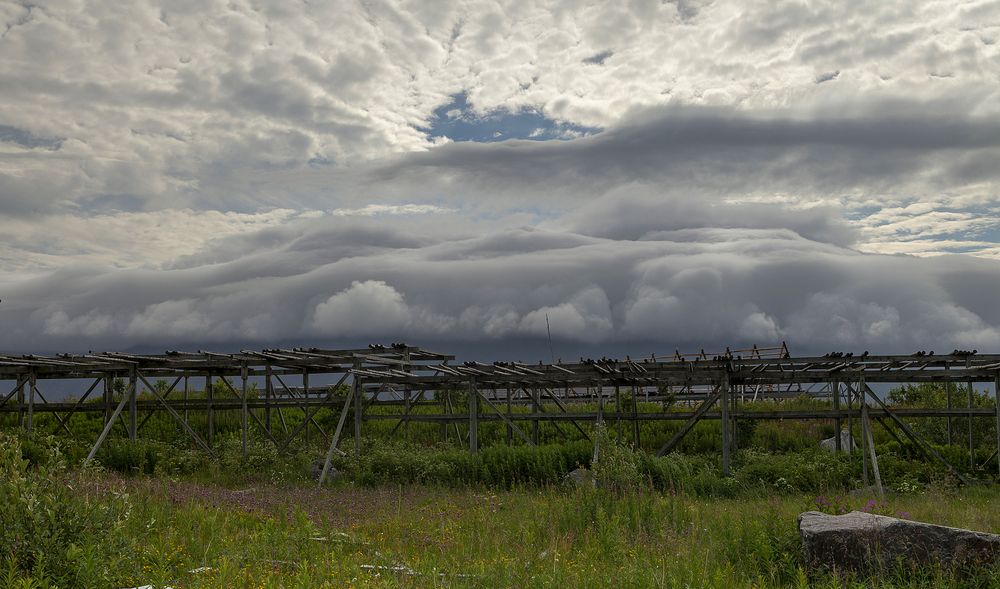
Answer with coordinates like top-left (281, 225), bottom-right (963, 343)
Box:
top-left (424, 92), bottom-right (600, 143)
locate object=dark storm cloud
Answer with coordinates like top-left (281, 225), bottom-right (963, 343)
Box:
top-left (359, 105), bottom-right (1000, 207)
top-left (4, 201), bottom-right (1000, 356)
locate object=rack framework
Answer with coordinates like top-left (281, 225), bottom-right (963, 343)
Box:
top-left (2, 345), bottom-right (999, 483)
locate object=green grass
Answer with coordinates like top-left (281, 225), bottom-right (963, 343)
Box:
top-left (11, 472), bottom-right (1000, 588)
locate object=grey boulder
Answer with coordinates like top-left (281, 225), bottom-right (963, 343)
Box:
top-left (798, 510), bottom-right (1000, 572)
top-left (564, 467), bottom-right (596, 488)
top-left (819, 431), bottom-right (856, 453)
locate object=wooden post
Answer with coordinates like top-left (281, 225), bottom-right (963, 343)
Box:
top-left (721, 373), bottom-right (731, 476)
top-left (615, 383), bottom-right (622, 437)
top-left (995, 372), bottom-right (1000, 478)
top-left (353, 362), bottom-right (362, 453)
top-left (861, 390), bottom-right (870, 487)
top-left (846, 380), bottom-right (854, 458)
top-left (206, 373), bottom-right (214, 447)
top-left (128, 367), bottom-right (137, 441)
top-left (968, 377), bottom-right (975, 469)
top-left (265, 363), bottom-right (273, 434)
top-left (17, 374), bottom-right (25, 428)
top-left (469, 377), bottom-right (478, 453)
top-left (632, 385), bottom-right (640, 448)
top-left (946, 378), bottom-right (953, 445)
top-left (403, 349), bottom-right (411, 441)
top-left (303, 370), bottom-right (310, 446)
top-left (26, 371), bottom-right (35, 432)
top-left (863, 401), bottom-right (883, 498)
top-left (183, 375), bottom-right (189, 424)
top-left (506, 384), bottom-right (513, 446)
top-left (241, 363), bottom-right (249, 458)
top-left (832, 380), bottom-right (841, 452)
top-left (531, 386), bottom-right (540, 445)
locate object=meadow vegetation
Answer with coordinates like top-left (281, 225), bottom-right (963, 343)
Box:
top-left (2, 382), bottom-right (1000, 587)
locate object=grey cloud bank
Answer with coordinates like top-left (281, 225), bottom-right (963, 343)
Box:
top-left (4, 197), bottom-right (1000, 356)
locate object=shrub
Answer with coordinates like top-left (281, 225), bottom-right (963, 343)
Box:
top-left (0, 432), bottom-right (132, 586)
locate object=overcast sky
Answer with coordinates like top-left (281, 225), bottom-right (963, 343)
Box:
top-left (2, 0), bottom-right (1000, 358)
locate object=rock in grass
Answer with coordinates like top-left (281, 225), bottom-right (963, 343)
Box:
top-left (819, 430), bottom-right (856, 453)
top-left (564, 467), bottom-right (596, 488)
top-left (798, 510), bottom-right (1000, 573)
top-left (310, 458), bottom-right (340, 483)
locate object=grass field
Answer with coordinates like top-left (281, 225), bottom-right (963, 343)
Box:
top-left (5, 429), bottom-right (1000, 588)
top-left (5, 381), bottom-right (1000, 587)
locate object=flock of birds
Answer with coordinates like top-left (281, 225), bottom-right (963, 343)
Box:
top-left (365, 343), bottom-right (984, 369)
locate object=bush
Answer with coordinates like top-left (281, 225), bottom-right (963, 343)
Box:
top-left (96, 439), bottom-right (162, 475)
top-left (334, 439), bottom-right (592, 488)
top-left (0, 432), bottom-right (132, 586)
top-left (733, 449), bottom-right (854, 493)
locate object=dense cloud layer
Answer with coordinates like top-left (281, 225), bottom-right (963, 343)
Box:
top-left (2, 0), bottom-right (1000, 355)
top-left (4, 197), bottom-right (1000, 355)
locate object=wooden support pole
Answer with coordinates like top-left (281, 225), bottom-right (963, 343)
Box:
top-left (27, 370), bottom-right (35, 432)
top-left (968, 377), bottom-right (975, 469)
top-left (319, 386), bottom-right (355, 486)
top-left (303, 370), bottom-right (310, 446)
top-left (403, 349), bottom-right (411, 441)
top-left (206, 373), bottom-right (214, 448)
top-left (183, 375), bottom-right (189, 424)
top-left (615, 383), bottom-right (622, 437)
top-left (995, 372), bottom-right (1000, 478)
top-left (832, 380), bottom-right (841, 452)
top-left (846, 380), bottom-right (854, 458)
top-left (506, 384), bottom-right (513, 446)
top-left (84, 389), bottom-right (132, 466)
top-left (17, 374), bottom-right (25, 428)
top-left (128, 367), bottom-right (137, 441)
top-left (721, 374), bottom-right (731, 476)
top-left (468, 377), bottom-right (478, 453)
top-left (265, 363), bottom-right (272, 434)
top-left (531, 386), bottom-right (540, 445)
top-left (862, 383), bottom-right (969, 485)
top-left (353, 363), bottom-right (362, 454)
top-left (946, 378), bottom-right (953, 445)
top-left (861, 389), bottom-right (870, 488)
top-left (241, 363), bottom-right (249, 458)
top-left (632, 385), bottom-right (640, 448)
top-left (656, 388), bottom-right (721, 456)
top-left (858, 379), bottom-right (870, 487)
top-left (862, 401), bottom-right (884, 498)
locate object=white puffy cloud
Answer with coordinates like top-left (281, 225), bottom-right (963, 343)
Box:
top-left (312, 280), bottom-right (410, 337)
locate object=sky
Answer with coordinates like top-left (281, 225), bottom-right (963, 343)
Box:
top-left (1, 0), bottom-right (1000, 359)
